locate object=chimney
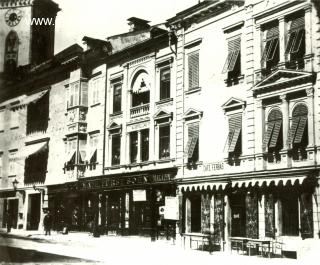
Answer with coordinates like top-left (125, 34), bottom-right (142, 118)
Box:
top-left (127, 17), bottom-right (150, 32)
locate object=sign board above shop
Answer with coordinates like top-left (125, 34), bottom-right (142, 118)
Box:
top-left (66, 169), bottom-right (177, 191)
top-left (133, 189), bottom-right (146, 202)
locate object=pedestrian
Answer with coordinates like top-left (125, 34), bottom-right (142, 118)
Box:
top-left (43, 211), bottom-right (52, 236)
top-left (6, 210), bottom-right (12, 233)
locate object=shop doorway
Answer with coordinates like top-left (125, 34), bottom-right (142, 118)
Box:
top-left (131, 201), bottom-right (151, 236)
top-left (8, 199), bottom-right (19, 229)
top-left (27, 193), bottom-right (41, 230)
top-left (281, 193), bottom-right (299, 236)
top-left (230, 194), bottom-right (246, 237)
top-left (108, 193), bottom-right (121, 235)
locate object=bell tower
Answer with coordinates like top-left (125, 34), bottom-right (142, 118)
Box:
top-left (0, 0), bottom-right (60, 79)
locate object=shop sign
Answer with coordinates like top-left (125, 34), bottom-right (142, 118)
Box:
top-left (75, 171), bottom-right (175, 191)
top-left (164, 196), bottom-right (179, 220)
top-left (203, 162), bottom-right (224, 172)
top-left (133, 189), bottom-right (146, 201)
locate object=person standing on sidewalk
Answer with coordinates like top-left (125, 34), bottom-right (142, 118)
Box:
top-left (43, 211), bottom-right (52, 236)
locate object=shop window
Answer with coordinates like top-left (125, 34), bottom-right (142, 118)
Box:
top-left (24, 142), bottom-right (48, 184)
top-left (230, 194), bottom-right (246, 237)
top-left (9, 109), bottom-right (19, 129)
top-left (261, 22), bottom-right (279, 76)
top-left (113, 83), bottom-right (122, 113)
top-left (222, 36), bottom-right (241, 86)
top-left (159, 125), bottom-right (170, 159)
top-left (227, 114), bottom-right (242, 166)
top-left (188, 51), bottom-right (199, 91)
top-left (300, 192), bottom-right (313, 239)
top-left (263, 108), bottom-right (283, 163)
top-left (245, 192), bottom-right (258, 239)
top-left (214, 195), bottom-right (225, 241)
top-left (285, 13), bottom-right (305, 70)
top-left (288, 104), bottom-right (308, 160)
top-left (185, 123), bottom-right (199, 165)
top-left (130, 131), bottom-right (138, 164)
top-left (281, 193), bottom-right (299, 236)
top-left (26, 91), bottom-right (49, 135)
top-left (4, 31), bottom-right (19, 76)
top-left (111, 134), bottom-right (121, 166)
top-left (141, 129), bottom-right (149, 162)
top-left (160, 68), bottom-right (171, 100)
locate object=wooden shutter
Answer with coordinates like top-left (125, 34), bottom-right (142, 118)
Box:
top-left (290, 15), bottom-right (305, 31)
top-left (269, 120), bottom-right (282, 148)
top-left (228, 114), bottom-right (242, 153)
top-left (288, 117), bottom-right (300, 145)
top-left (214, 194), bottom-right (224, 241)
top-left (201, 194), bottom-right (211, 233)
top-left (222, 37), bottom-right (240, 73)
top-left (188, 52), bottom-right (199, 90)
top-left (186, 123), bottom-right (199, 158)
top-left (294, 116), bottom-right (307, 144)
top-left (263, 122), bottom-right (275, 149)
top-left (266, 25), bottom-right (279, 40)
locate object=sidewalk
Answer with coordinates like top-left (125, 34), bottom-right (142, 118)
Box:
top-left (0, 229), bottom-right (317, 265)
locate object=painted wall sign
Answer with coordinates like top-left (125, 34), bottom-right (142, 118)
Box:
top-left (127, 121), bottom-right (150, 132)
top-left (203, 162), bottom-right (224, 172)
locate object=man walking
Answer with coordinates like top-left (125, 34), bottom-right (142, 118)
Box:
top-left (43, 211), bottom-right (52, 236)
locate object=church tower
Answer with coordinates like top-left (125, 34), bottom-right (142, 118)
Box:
top-left (0, 0), bottom-right (60, 79)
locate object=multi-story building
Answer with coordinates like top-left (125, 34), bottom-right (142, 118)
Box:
top-left (167, 0), bottom-right (320, 257)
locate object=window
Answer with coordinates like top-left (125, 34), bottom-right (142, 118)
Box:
top-left (88, 135), bottom-right (98, 169)
top-left (185, 123), bottom-right (199, 164)
top-left (222, 37), bottom-right (241, 85)
top-left (141, 129), bottom-right (149, 162)
top-left (285, 13), bottom-right (305, 68)
top-left (8, 150), bottom-right (17, 176)
top-left (227, 114), bottom-right (242, 165)
top-left (26, 91), bottom-right (49, 134)
top-left (160, 68), bottom-right (170, 100)
top-left (130, 131), bottom-right (138, 164)
top-left (159, 125), bottom-right (170, 159)
top-left (68, 82), bottom-right (80, 108)
top-left (261, 23), bottom-right (279, 74)
top-left (263, 109), bottom-right (283, 161)
top-left (188, 51), bottom-right (199, 90)
top-left (0, 111), bottom-right (4, 132)
top-left (4, 31), bottom-right (19, 75)
top-left (91, 78), bottom-right (100, 105)
top-left (190, 194), bottom-right (201, 233)
top-left (111, 134), bottom-right (121, 166)
top-left (9, 110), bottom-right (19, 129)
top-left (288, 104), bottom-right (308, 160)
top-left (113, 83), bottom-right (122, 113)
top-left (65, 139), bottom-right (77, 171)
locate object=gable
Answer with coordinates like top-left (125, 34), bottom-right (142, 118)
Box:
top-left (183, 108), bottom-right (203, 120)
top-left (222, 97), bottom-right (245, 112)
top-left (153, 109), bottom-right (171, 120)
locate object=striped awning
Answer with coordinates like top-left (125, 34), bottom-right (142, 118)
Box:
top-left (179, 182), bottom-right (229, 192)
top-left (231, 176), bottom-right (306, 188)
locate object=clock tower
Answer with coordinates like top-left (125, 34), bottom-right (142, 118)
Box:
top-left (0, 0), bottom-right (60, 78)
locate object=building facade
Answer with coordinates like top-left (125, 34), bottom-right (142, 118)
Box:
top-left (0, 0), bottom-right (320, 259)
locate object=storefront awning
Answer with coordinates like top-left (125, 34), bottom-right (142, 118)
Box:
top-left (20, 90), bottom-right (49, 106)
top-left (21, 141), bottom-right (48, 158)
top-left (179, 182), bottom-right (228, 192)
top-left (231, 176), bottom-right (306, 188)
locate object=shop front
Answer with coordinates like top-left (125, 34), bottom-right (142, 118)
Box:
top-left (48, 168), bottom-right (177, 237)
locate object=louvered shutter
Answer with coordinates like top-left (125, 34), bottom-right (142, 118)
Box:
top-left (267, 38), bottom-right (279, 61)
top-left (266, 25), bottom-right (279, 40)
top-left (80, 82), bottom-right (88, 106)
top-left (288, 117), bottom-right (300, 145)
top-left (262, 25), bottom-right (279, 62)
top-left (286, 15), bottom-right (305, 54)
top-left (186, 123), bottom-right (199, 158)
top-left (228, 114), bottom-right (242, 153)
top-left (294, 116), bottom-right (307, 144)
top-left (263, 122), bottom-right (275, 149)
top-left (269, 121), bottom-right (282, 148)
top-left (222, 37), bottom-right (240, 73)
top-left (290, 15), bottom-right (304, 32)
top-left (188, 52), bottom-right (199, 90)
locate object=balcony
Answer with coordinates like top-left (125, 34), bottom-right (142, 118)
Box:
top-left (130, 104), bottom-right (150, 119)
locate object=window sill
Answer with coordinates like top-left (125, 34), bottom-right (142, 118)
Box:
top-left (90, 102), bottom-right (101, 108)
top-left (106, 165), bottom-right (121, 170)
top-left (67, 105), bottom-right (88, 111)
top-left (10, 127), bottom-right (19, 130)
top-left (224, 74), bottom-right (244, 87)
top-left (156, 158), bottom-right (175, 164)
top-left (185, 87), bottom-right (201, 95)
top-left (156, 98), bottom-right (173, 106)
top-left (110, 111), bottom-right (123, 117)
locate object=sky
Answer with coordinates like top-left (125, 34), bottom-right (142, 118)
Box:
top-left (54, 0), bottom-right (198, 53)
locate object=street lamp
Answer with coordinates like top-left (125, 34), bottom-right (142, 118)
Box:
top-left (12, 179), bottom-right (19, 191)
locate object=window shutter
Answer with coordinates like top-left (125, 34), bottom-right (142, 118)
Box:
top-left (186, 123), bottom-right (199, 158)
top-left (269, 120), bottom-right (282, 148)
top-left (188, 52), bottom-right (199, 90)
top-left (222, 37), bottom-right (241, 73)
top-left (289, 15), bottom-right (305, 32)
top-left (288, 117), bottom-right (300, 146)
top-left (263, 122), bottom-right (275, 150)
top-left (228, 114), bottom-right (242, 152)
top-left (293, 116), bottom-right (307, 144)
top-left (266, 25), bottom-right (279, 40)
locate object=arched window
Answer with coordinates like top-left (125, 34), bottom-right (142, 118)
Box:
top-left (131, 70), bottom-right (150, 107)
top-left (289, 104), bottom-right (308, 147)
top-left (263, 108), bottom-right (283, 151)
top-left (4, 31), bottom-right (19, 73)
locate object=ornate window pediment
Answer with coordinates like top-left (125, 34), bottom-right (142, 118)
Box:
top-left (253, 69), bottom-right (315, 96)
top-left (222, 97), bottom-right (246, 113)
top-left (107, 122), bottom-right (122, 134)
top-left (154, 109), bottom-right (172, 124)
top-left (183, 108), bottom-right (203, 121)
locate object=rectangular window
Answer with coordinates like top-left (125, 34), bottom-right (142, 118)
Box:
top-left (91, 79), bottom-right (100, 105)
top-left (141, 129), bottom-right (149, 162)
top-left (89, 135), bottom-right (98, 165)
top-left (8, 151), bottom-right (17, 176)
top-left (222, 37), bottom-right (241, 74)
top-left (188, 51), bottom-right (199, 90)
top-left (261, 24), bottom-right (279, 72)
top-left (130, 131), bottom-right (138, 164)
top-left (285, 15), bottom-right (305, 56)
top-left (113, 83), bottom-right (122, 113)
top-left (160, 68), bottom-right (170, 100)
top-left (0, 111), bottom-right (4, 131)
top-left (111, 134), bottom-right (121, 166)
top-left (159, 125), bottom-right (170, 159)
top-left (9, 110), bottom-right (19, 129)
top-left (185, 123), bottom-right (199, 163)
top-left (68, 82), bottom-right (80, 108)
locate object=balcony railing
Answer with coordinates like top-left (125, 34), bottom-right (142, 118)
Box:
top-left (130, 103), bottom-right (150, 119)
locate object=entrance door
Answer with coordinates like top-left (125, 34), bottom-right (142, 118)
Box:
top-left (108, 194), bottom-right (121, 235)
top-left (28, 194), bottom-right (41, 230)
top-left (8, 199), bottom-right (18, 229)
top-left (230, 194), bottom-right (246, 237)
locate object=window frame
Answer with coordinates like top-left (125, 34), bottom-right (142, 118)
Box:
top-left (112, 82), bottom-right (122, 113)
top-left (159, 67), bottom-right (171, 100)
top-left (159, 125), bottom-right (170, 160)
top-left (111, 133), bottom-right (121, 166)
top-left (187, 50), bottom-right (200, 91)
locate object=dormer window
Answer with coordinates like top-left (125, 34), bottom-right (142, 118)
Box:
top-left (261, 22), bottom-right (279, 75)
top-left (285, 13), bottom-right (305, 69)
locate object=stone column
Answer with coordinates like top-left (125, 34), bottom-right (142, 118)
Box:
top-left (280, 94), bottom-right (289, 150)
top-left (254, 26), bottom-right (262, 83)
top-left (224, 195), bottom-right (231, 252)
top-left (254, 99), bottom-right (265, 170)
top-left (278, 17), bottom-right (286, 69)
top-left (306, 87), bottom-right (315, 147)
